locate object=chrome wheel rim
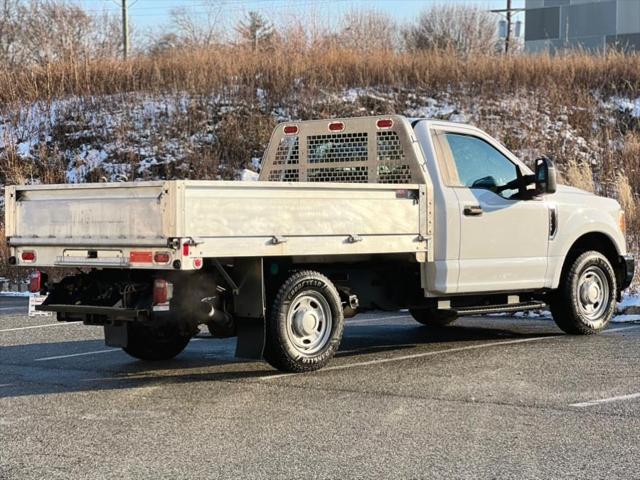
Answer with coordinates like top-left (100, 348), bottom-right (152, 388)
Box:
top-left (285, 291), bottom-right (332, 356)
top-left (577, 266), bottom-right (609, 322)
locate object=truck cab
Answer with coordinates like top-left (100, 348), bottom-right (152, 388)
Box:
top-left (6, 115), bottom-right (634, 373)
top-left (414, 119), bottom-right (630, 296)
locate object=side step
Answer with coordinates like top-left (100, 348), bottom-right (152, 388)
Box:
top-left (452, 301), bottom-right (547, 316)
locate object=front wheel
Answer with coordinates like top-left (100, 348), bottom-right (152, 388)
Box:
top-left (264, 270), bottom-right (345, 373)
top-left (549, 250), bottom-right (617, 335)
top-left (123, 322), bottom-right (192, 361)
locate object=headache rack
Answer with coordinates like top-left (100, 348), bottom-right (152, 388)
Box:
top-left (259, 115), bottom-right (428, 185)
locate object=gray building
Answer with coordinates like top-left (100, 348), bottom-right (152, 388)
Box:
top-left (525, 0), bottom-right (640, 53)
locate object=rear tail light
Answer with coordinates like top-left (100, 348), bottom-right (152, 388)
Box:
top-left (21, 251), bottom-right (36, 262)
top-left (193, 258), bottom-right (203, 269)
top-left (129, 251), bottom-right (152, 264)
top-left (154, 252), bottom-right (171, 264)
top-left (283, 125), bottom-right (299, 135)
top-left (328, 121), bottom-right (345, 132)
top-left (182, 243), bottom-right (190, 257)
top-left (29, 271), bottom-right (42, 293)
top-left (153, 279), bottom-right (173, 305)
top-left (376, 118), bottom-right (394, 129)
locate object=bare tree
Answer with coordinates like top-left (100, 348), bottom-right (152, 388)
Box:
top-left (87, 10), bottom-right (123, 59)
top-left (337, 9), bottom-right (399, 51)
top-left (235, 11), bottom-right (277, 51)
top-left (169, 1), bottom-right (225, 48)
top-left (0, 0), bottom-right (22, 65)
top-left (278, 8), bottom-right (329, 50)
top-left (20, 0), bottom-right (93, 64)
top-left (404, 5), bottom-right (499, 55)
top-left (0, 0), bottom-right (122, 66)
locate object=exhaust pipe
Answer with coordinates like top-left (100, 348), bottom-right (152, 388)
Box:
top-left (200, 298), bottom-right (235, 337)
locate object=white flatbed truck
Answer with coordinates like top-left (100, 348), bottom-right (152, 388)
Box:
top-left (5, 115), bottom-right (634, 371)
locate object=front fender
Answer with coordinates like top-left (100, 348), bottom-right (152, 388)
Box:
top-left (547, 201), bottom-right (626, 289)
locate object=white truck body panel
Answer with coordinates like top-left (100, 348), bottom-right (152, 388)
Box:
top-left (545, 185), bottom-right (627, 289)
top-left (183, 181), bottom-right (429, 259)
top-left (6, 181), bottom-right (430, 269)
top-left (6, 182), bottom-right (168, 244)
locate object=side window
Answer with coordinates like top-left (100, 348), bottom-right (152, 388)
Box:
top-left (444, 133), bottom-right (519, 198)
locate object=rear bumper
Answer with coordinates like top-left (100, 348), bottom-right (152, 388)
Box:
top-left (36, 304), bottom-right (148, 322)
top-left (620, 255), bottom-right (635, 290)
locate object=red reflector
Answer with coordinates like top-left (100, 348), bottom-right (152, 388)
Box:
top-left (154, 252), bottom-right (171, 264)
top-left (29, 271), bottom-right (42, 293)
top-left (182, 243), bottom-right (190, 256)
top-left (129, 251), bottom-right (152, 263)
top-left (21, 251), bottom-right (36, 262)
top-left (376, 118), bottom-right (394, 129)
top-left (193, 258), bottom-right (203, 269)
top-left (283, 125), bottom-right (298, 135)
top-left (153, 279), bottom-right (168, 305)
top-left (328, 121), bottom-right (345, 132)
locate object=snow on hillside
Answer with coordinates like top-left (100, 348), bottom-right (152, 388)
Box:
top-left (1, 88), bottom-right (638, 186)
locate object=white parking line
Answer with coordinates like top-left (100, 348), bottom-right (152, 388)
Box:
top-left (0, 322), bottom-right (80, 333)
top-left (603, 325), bottom-right (640, 334)
top-left (34, 349), bottom-right (118, 362)
top-left (0, 383), bottom-right (13, 388)
top-left (262, 335), bottom-right (559, 380)
top-left (570, 392), bottom-right (640, 408)
top-left (347, 315), bottom-right (411, 325)
top-left (262, 324), bottom-right (640, 380)
top-left (0, 307), bottom-right (25, 311)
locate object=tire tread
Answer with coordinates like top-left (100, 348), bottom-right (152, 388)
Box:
top-left (550, 250), bottom-right (616, 335)
top-left (264, 270), bottom-right (344, 373)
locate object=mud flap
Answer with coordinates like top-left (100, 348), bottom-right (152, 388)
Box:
top-left (235, 317), bottom-right (265, 359)
top-left (231, 258), bottom-right (266, 360)
top-left (104, 323), bottom-right (128, 348)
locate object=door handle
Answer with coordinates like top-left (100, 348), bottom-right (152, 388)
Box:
top-left (463, 205), bottom-right (483, 216)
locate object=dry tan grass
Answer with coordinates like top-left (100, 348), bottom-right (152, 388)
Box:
top-left (561, 159), bottom-right (596, 193)
top-left (1, 47), bottom-right (640, 105)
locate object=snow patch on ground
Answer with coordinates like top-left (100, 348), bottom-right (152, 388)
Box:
top-left (616, 292), bottom-right (640, 309)
top-left (610, 97), bottom-right (640, 118)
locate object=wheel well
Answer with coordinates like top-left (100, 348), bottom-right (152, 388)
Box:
top-left (561, 232), bottom-right (622, 288)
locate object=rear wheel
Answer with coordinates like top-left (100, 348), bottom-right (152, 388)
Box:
top-left (549, 250), bottom-right (617, 335)
top-left (264, 270), bottom-right (344, 373)
top-left (410, 308), bottom-right (457, 327)
top-left (123, 322), bottom-right (192, 361)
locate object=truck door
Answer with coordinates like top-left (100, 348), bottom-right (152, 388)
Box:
top-left (434, 130), bottom-right (549, 293)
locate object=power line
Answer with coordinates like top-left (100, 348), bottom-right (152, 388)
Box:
top-left (77, 2), bottom-right (338, 19)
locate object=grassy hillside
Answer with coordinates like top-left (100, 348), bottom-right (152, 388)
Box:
top-left (1, 47), bottom-right (640, 279)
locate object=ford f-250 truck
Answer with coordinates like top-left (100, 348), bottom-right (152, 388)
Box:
top-left (5, 115), bottom-right (634, 372)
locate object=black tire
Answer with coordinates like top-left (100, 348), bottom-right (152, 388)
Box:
top-left (549, 250), bottom-right (617, 335)
top-left (409, 308), bottom-right (457, 327)
top-left (206, 320), bottom-right (236, 338)
top-left (264, 270), bottom-right (344, 373)
top-left (123, 322), bottom-right (192, 361)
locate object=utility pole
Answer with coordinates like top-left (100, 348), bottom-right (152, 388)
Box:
top-left (121, 0), bottom-right (129, 60)
top-left (490, 2), bottom-right (524, 55)
top-left (505, 0), bottom-right (512, 54)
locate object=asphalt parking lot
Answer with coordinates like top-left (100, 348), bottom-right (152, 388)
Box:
top-left (1, 297), bottom-right (640, 479)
